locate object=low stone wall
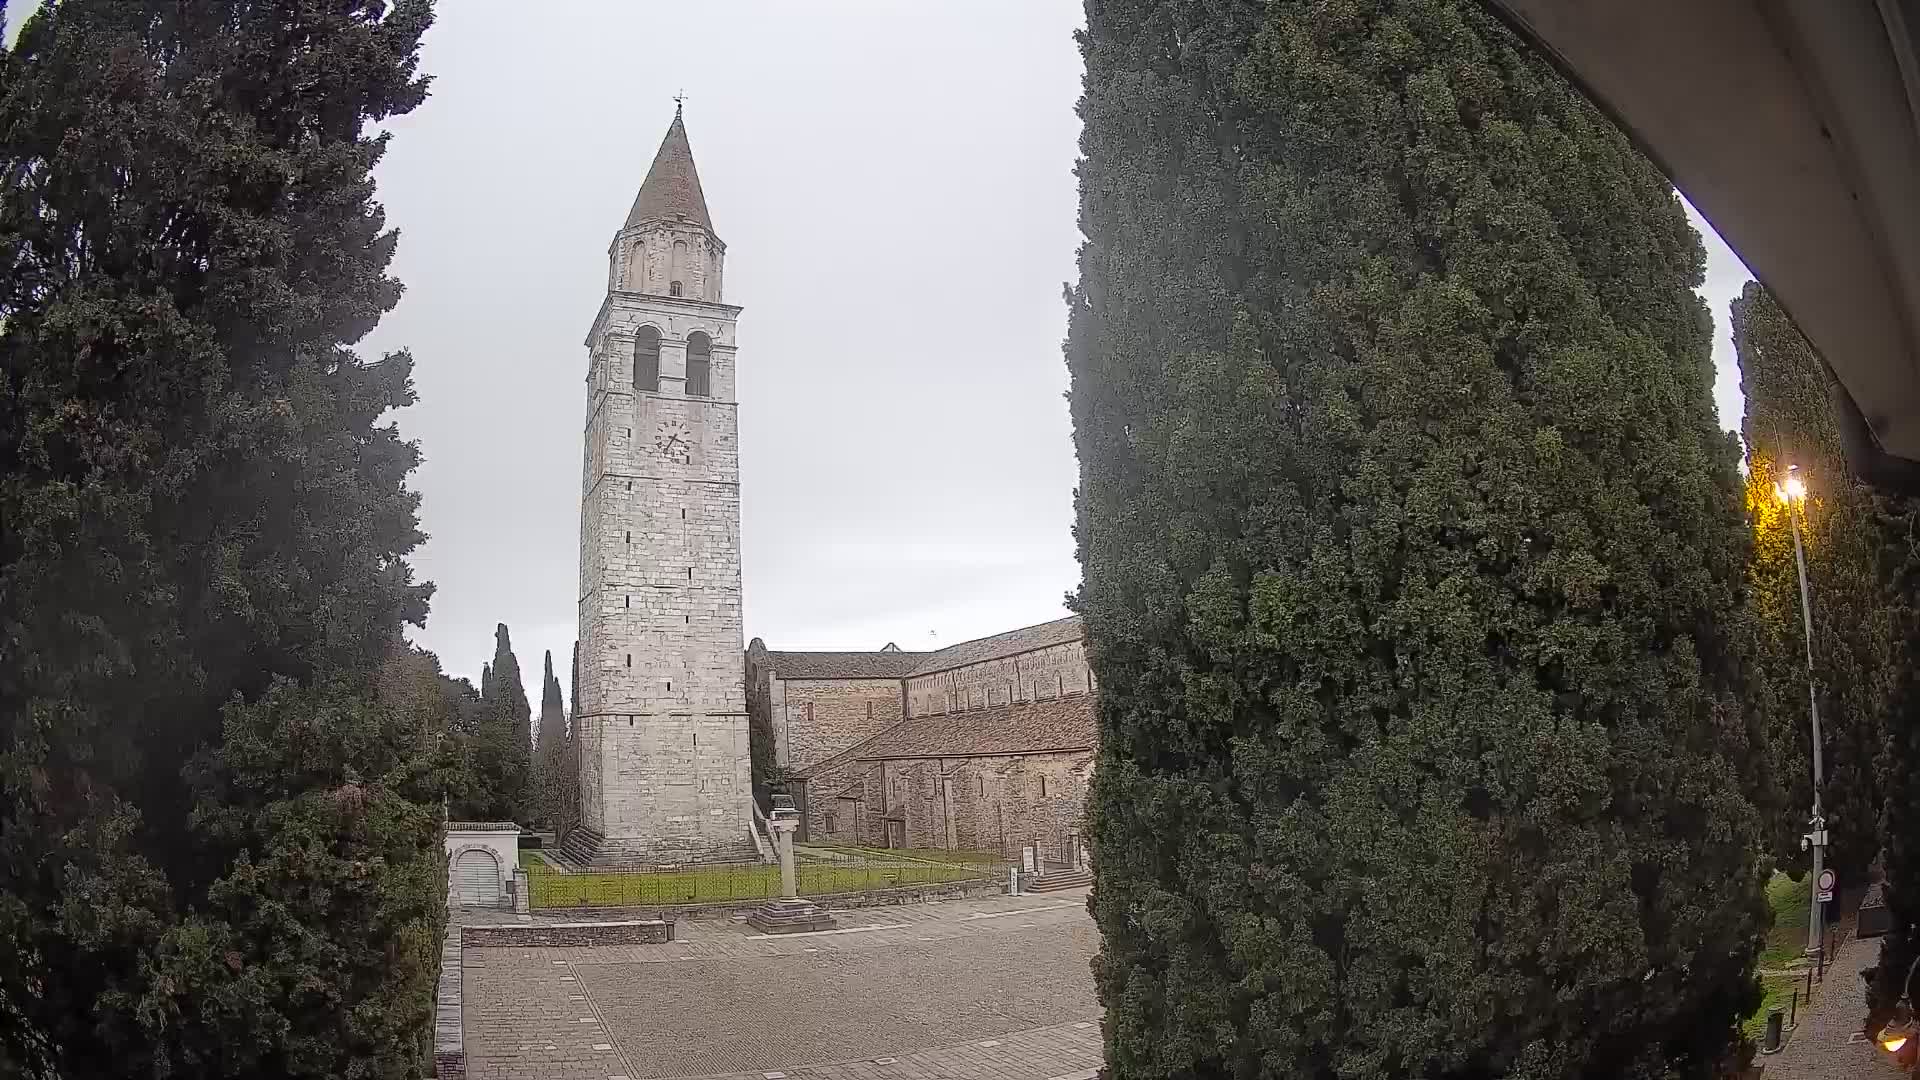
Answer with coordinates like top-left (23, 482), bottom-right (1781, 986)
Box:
top-left (433, 924), bottom-right (463, 1079)
top-left (460, 919), bottom-right (675, 947)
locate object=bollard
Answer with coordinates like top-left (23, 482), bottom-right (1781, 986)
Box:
top-left (1761, 1008), bottom-right (1784, 1054)
top-left (1790, 989), bottom-right (1798, 1029)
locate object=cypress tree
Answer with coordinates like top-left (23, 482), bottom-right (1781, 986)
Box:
top-left (1068, 2), bottom-right (1768, 1076)
top-left (559, 641), bottom-right (582, 838)
top-left (532, 650), bottom-right (566, 828)
top-left (461, 623), bottom-right (531, 822)
top-left (0, 1), bottom-right (438, 1075)
top-left (1732, 282), bottom-right (1892, 884)
top-left (1871, 506), bottom-right (1920, 1026)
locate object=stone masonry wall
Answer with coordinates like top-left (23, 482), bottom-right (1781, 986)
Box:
top-left (797, 752), bottom-right (866, 844)
top-left (577, 252), bottom-right (750, 861)
top-left (460, 920), bottom-right (674, 948)
top-left (905, 640), bottom-right (1092, 718)
top-left (773, 677), bottom-right (906, 773)
top-left (612, 220), bottom-right (723, 303)
top-left (843, 751), bottom-right (1091, 859)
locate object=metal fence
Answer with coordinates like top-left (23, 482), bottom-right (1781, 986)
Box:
top-left (525, 850), bottom-right (999, 910)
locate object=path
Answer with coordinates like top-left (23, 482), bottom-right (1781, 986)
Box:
top-left (1764, 931), bottom-right (1901, 1079)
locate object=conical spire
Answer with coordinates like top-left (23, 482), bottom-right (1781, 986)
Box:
top-left (625, 108), bottom-right (713, 232)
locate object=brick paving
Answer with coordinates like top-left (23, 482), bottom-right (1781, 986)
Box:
top-left (461, 890), bottom-right (1102, 1079)
top-left (1763, 931), bottom-right (1903, 1079)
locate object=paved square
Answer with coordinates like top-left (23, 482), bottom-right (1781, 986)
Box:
top-left (462, 893), bottom-right (1102, 1080)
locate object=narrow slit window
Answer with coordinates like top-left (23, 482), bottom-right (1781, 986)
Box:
top-left (625, 654), bottom-right (631, 668)
top-left (1040, 776), bottom-right (1049, 798)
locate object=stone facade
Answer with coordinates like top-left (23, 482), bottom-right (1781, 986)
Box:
top-left (770, 675), bottom-right (907, 772)
top-left (571, 111), bottom-right (752, 865)
top-left (823, 751), bottom-right (1093, 859)
top-left (746, 619), bottom-right (1097, 861)
top-left (905, 637), bottom-right (1091, 717)
top-left (446, 822), bottom-right (519, 909)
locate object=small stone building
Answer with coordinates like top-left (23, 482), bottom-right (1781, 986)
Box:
top-left (745, 617), bottom-right (1096, 862)
top-left (446, 822), bottom-right (520, 908)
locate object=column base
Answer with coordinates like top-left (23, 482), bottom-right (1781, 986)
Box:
top-left (746, 896), bottom-right (836, 934)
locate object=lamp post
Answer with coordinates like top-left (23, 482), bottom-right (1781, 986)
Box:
top-left (1775, 464), bottom-right (1828, 970)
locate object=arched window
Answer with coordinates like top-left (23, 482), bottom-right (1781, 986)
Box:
top-left (670, 239), bottom-right (688, 291)
top-left (669, 280), bottom-right (683, 297)
top-left (634, 325), bottom-right (660, 392)
top-left (686, 331), bottom-right (711, 397)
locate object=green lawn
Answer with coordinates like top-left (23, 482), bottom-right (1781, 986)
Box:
top-left (1761, 872), bottom-right (1813, 971)
top-left (521, 851), bottom-right (987, 909)
top-left (1742, 873), bottom-right (1816, 1039)
top-left (1743, 974), bottom-right (1801, 1039)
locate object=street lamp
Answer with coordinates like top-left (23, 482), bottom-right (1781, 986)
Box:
top-left (1774, 463), bottom-right (1828, 971)
top-left (1875, 953), bottom-right (1920, 1070)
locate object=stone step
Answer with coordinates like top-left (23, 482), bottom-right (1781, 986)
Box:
top-left (1024, 869), bottom-right (1092, 893)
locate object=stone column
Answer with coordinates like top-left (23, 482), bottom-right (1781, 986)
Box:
top-left (775, 818), bottom-right (798, 898)
top-left (747, 802), bottom-right (835, 934)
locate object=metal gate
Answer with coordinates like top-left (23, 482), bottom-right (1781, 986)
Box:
top-left (453, 849), bottom-right (501, 907)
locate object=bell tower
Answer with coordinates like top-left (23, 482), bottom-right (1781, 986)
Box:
top-left (568, 105), bottom-right (752, 865)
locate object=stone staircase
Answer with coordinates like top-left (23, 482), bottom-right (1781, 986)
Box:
top-left (1023, 865), bottom-right (1092, 893)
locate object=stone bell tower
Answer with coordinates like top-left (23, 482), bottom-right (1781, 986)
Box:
top-left (567, 105), bottom-right (752, 865)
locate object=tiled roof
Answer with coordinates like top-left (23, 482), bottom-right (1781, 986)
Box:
top-left (906, 615), bottom-right (1084, 677)
top-left (768, 650), bottom-right (926, 680)
top-left (852, 694), bottom-right (1096, 761)
top-left (625, 111), bottom-right (713, 232)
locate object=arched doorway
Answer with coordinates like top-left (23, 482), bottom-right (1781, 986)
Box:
top-left (452, 848), bottom-right (502, 907)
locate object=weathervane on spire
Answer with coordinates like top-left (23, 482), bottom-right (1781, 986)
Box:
top-left (673, 89), bottom-right (686, 118)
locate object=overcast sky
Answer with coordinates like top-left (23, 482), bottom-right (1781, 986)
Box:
top-left (6, 2), bottom-right (1753, 706)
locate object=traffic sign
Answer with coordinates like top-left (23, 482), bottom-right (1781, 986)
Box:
top-left (1817, 868), bottom-right (1837, 903)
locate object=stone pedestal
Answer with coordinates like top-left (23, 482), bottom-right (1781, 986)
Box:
top-left (748, 808), bottom-right (836, 934)
top-left (747, 895), bottom-right (837, 934)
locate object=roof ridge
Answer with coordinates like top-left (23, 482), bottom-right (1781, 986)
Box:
top-left (906, 614), bottom-right (1085, 677)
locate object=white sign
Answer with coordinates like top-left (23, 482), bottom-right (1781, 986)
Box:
top-left (1817, 868), bottom-right (1837, 903)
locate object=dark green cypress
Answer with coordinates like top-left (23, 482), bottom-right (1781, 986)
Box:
top-left (1870, 506), bottom-right (1920, 1026)
top-left (0, 1), bottom-right (438, 1075)
top-left (533, 650), bottom-right (566, 828)
top-left (1068, 2), bottom-right (1767, 1076)
top-left (456, 624), bottom-right (530, 822)
top-left (1732, 282), bottom-right (1892, 885)
top-left (560, 641), bottom-right (582, 838)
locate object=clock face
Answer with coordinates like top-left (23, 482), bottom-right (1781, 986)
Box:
top-left (653, 419), bottom-right (692, 464)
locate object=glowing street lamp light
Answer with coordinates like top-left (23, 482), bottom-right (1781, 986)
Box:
top-left (1777, 467), bottom-right (1808, 503)
top-left (1876, 954), bottom-right (1920, 1069)
top-left (1774, 464), bottom-right (1829, 972)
